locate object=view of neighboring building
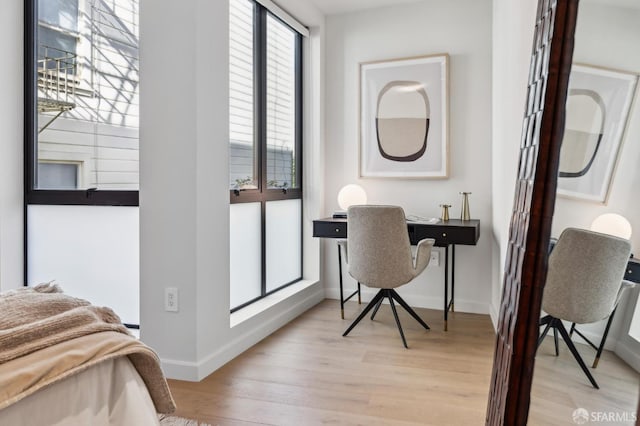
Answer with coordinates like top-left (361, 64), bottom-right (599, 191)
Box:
top-left (37, 0), bottom-right (139, 190)
top-left (229, 0), bottom-right (298, 190)
top-left (37, 0), bottom-right (294, 192)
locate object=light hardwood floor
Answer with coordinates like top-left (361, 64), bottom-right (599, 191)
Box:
top-left (167, 299), bottom-right (639, 425)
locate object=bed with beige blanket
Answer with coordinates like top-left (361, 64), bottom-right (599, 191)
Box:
top-left (0, 284), bottom-right (175, 425)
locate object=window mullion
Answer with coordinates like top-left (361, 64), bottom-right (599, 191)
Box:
top-left (295, 32), bottom-right (302, 194)
top-left (257, 6), bottom-right (268, 195)
top-left (257, 5), bottom-right (268, 298)
top-left (295, 33), bottom-right (303, 279)
top-left (25, 0), bottom-right (38, 198)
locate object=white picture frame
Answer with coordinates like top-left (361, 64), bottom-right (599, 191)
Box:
top-left (557, 64), bottom-right (638, 204)
top-left (359, 54), bottom-right (449, 179)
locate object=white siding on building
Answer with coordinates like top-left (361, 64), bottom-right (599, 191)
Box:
top-left (266, 13), bottom-right (296, 189)
top-left (229, 0), bottom-right (297, 190)
top-left (37, 0), bottom-right (139, 190)
top-left (229, 0), bottom-right (256, 188)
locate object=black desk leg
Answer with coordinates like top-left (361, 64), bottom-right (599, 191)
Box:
top-left (451, 245), bottom-right (455, 313)
top-left (444, 245), bottom-right (449, 331)
top-left (338, 244), bottom-right (345, 319)
top-left (443, 245), bottom-right (457, 331)
top-left (337, 243), bottom-right (361, 320)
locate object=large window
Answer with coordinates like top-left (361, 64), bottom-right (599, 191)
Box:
top-left (24, 0), bottom-right (140, 326)
top-left (26, 0), bottom-right (139, 205)
top-left (229, 0), bottom-right (303, 312)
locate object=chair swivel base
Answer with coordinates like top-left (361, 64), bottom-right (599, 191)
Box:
top-left (538, 315), bottom-right (599, 389)
top-left (342, 288), bottom-right (429, 348)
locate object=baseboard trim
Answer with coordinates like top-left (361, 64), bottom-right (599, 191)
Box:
top-left (489, 302), bottom-right (499, 332)
top-left (324, 287), bottom-right (489, 315)
top-left (161, 285), bottom-right (324, 381)
top-left (159, 358), bottom-right (199, 382)
top-left (615, 338), bottom-right (640, 373)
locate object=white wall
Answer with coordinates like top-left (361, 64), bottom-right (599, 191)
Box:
top-left (139, 0), bottom-right (326, 381)
top-left (490, 0), bottom-right (538, 325)
top-left (0, 0), bottom-right (24, 292)
top-left (323, 0), bottom-right (494, 315)
top-left (550, 2), bottom-right (640, 369)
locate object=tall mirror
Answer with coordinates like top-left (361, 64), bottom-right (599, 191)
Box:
top-left (529, 0), bottom-right (640, 424)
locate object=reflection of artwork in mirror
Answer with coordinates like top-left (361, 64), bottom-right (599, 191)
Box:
top-left (557, 64), bottom-right (638, 203)
top-left (360, 54), bottom-right (448, 178)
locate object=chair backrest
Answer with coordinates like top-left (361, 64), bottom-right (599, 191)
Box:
top-left (346, 205), bottom-right (415, 288)
top-left (543, 227), bottom-right (632, 324)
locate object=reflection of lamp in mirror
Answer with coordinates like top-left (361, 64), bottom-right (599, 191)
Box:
top-left (333, 184), bottom-right (367, 218)
top-left (590, 213), bottom-right (632, 239)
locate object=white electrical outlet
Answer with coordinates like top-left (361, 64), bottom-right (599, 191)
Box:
top-left (165, 287), bottom-right (179, 312)
top-left (430, 250), bottom-right (440, 267)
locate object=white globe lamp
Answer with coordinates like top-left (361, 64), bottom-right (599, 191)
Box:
top-left (590, 213), bottom-right (632, 240)
top-left (334, 184), bottom-right (367, 218)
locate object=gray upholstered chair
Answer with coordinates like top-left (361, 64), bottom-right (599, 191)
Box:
top-left (538, 227), bottom-right (632, 389)
top-left (339, 205), bottom-right (435, 348)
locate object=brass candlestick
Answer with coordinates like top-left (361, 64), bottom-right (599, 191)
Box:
top-left (440, 204), bottom-right (451, 221)
top-left (460, 192), bottom-right (472, 221)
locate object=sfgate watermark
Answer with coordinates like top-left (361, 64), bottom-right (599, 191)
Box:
top-left (572, 407), bottom-right (637, 424)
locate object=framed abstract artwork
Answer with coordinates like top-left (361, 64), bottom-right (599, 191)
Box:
top-left (359, 54), bottom-right (449, 178)
top-left (557, 64), bottom-right (638, 203)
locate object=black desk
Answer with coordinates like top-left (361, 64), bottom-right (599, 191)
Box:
top-left (313, 217), bottom-right (481, 330)
top-left (625, 257), bottom-right (640, 283)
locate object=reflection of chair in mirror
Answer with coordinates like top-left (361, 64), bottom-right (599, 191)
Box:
top-left (538, 228), bottom-right (632, 389)
top-left (339, 205), bottom-right (435, 348)
top-left (567, 212), bottom-right (636, 368)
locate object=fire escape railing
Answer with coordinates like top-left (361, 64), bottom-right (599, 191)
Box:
top-left (37, 45), bottom-right (78, 133)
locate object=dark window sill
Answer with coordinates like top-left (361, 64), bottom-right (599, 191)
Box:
top-left (26, 190), bottom-right (139, 206)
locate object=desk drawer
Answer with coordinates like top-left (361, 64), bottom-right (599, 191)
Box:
top-left (625, 258), bottom-right (640, 284)
top-left (313, 221), bottom-right (347, 239)
top-left (409, 224), bottom-right (478, 246)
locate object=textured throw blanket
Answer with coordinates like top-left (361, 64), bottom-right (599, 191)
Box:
top-left (0, 283), bottom-right (175, 413)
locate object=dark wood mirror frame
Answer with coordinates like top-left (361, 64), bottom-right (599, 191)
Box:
top-left (485, 0), bottom-right (580, 424)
